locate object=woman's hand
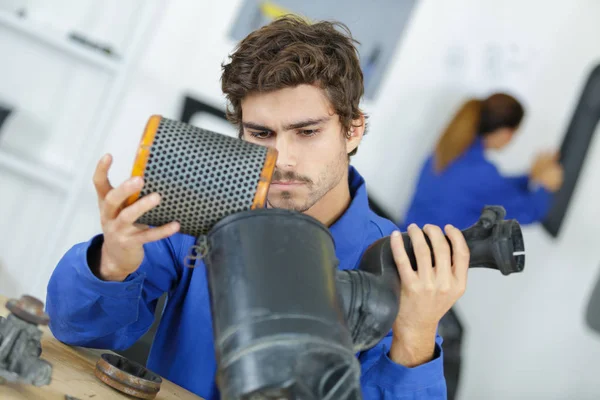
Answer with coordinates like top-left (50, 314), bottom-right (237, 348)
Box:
top-left (530, 151), bottom-right (564, 192)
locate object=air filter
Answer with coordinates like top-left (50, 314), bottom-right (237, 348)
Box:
top-left (125, 115), bottom-right (277, 237)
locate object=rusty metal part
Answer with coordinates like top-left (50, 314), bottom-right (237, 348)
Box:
top-left (0, 295), bottom-right (53, 386)
top-left (6, 295), bottom-right (50, 326)
top-left (94, 353), bottom-right (162, 399)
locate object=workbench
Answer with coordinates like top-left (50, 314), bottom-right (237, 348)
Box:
top-left (0, 294), bottom-right (203, 400)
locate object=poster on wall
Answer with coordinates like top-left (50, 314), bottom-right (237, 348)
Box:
top-left (228, 0), bottom-right (416, 100)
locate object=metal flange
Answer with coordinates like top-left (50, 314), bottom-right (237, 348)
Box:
top-left (94, 353), bottom-right (162, 399)
top-left (6, 295), bottom-right (50, 326)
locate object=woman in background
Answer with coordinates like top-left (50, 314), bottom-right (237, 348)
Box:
top-left (401, 92), bottom-right (564, 230)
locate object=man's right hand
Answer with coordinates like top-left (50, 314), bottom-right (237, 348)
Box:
top-left (93, 154), bottom-right (180, 282)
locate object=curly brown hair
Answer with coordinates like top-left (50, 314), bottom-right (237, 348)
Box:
top-left (221, 15), bottom-right (367, 156)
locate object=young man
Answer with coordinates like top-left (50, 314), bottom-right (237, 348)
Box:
top-left (46, 16), bottom-right (469, 399)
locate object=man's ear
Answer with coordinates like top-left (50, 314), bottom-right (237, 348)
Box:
top-left (346, 114), bottom-right (365, 154)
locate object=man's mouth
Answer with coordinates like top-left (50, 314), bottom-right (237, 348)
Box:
top-left (271, 181), bottom-right (304, 186)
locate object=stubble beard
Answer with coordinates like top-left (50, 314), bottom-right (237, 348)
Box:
top-left (267, 149), bottom-right (348, 213)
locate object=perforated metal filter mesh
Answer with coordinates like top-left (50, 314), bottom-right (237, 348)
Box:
top-left (135, 117), bottom-right (269, 237)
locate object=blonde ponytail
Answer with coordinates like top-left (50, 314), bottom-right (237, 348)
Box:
top-left (434, 99), bottom-right (482, 173)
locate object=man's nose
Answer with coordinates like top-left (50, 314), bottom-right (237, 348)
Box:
top-left (274, 134), bottom-right (296, 169)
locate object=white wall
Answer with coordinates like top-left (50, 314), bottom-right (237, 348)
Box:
top-left (352, 0), bottom-right (600, 219)
top-left (5, 0), bottom-right (600, 399)
top-left (350, 1), bottom-right (600, 399)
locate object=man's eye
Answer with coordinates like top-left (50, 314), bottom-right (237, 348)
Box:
top-left (299, 129), bottom-right (319, 137)
top-left (250, 131), bottom-right (272, 139)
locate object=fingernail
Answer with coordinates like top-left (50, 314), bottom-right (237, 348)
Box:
top-left (391, 230), bottom-right (400, 237)
top-left (131, 176), bottom-right (142, 184)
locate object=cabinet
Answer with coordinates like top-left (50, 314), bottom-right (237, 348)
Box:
top-left (0, 2), bottom-right (165, 299)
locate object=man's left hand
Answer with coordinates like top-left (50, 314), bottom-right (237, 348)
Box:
top-left (388, 223), bottom-right (470, 367)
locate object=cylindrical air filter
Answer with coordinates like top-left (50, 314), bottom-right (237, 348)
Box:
top-left (204, 208), bottom-right (362, 400)
top-left (125, 115), bottom-right (278, 237)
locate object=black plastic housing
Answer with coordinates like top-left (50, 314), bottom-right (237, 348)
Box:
top-left (203, 209), bottom-right (362, 400)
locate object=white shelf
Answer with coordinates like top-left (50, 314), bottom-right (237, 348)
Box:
top-left (0, 10), bottom-right (120, 74)
top-left (0, 149), bottom-right (71, 192)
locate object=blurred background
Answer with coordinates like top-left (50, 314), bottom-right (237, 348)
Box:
top-left (1, 0), bottom-right (600, 399)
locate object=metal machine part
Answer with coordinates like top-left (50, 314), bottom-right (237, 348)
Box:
top-left (0, 295), bottom-right (52, 386)
top-left (6, 295), bottom-right (50, 326)
top-left (94, 353), bottom-right (163, 399)
top-left (125, 115), bottom-right (277, 238)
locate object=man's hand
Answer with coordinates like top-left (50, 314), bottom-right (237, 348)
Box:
top-left (388, 224), bottom-right (470, 367)
top-left (93, 154), bottom-right (180, 282)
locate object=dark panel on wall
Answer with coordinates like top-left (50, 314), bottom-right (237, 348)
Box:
top-left (0, 102), bottom-right (13, 134)
top-left (585, 263), bottom-right (600, 335)
top-left (180, 95), bottom-right (227, 124)
top-left (368, 196), bottom-right (391, 221)
top-left (543, 64), bottom-right (600, 237)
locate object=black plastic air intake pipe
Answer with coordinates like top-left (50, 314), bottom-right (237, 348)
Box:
top-left (338, 205), bottom-right (525, 351)
top-left (199, 205), bottom-right (524, 399)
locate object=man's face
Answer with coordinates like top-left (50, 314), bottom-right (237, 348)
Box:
top-left (241, 85), bottom-right (359, 213)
